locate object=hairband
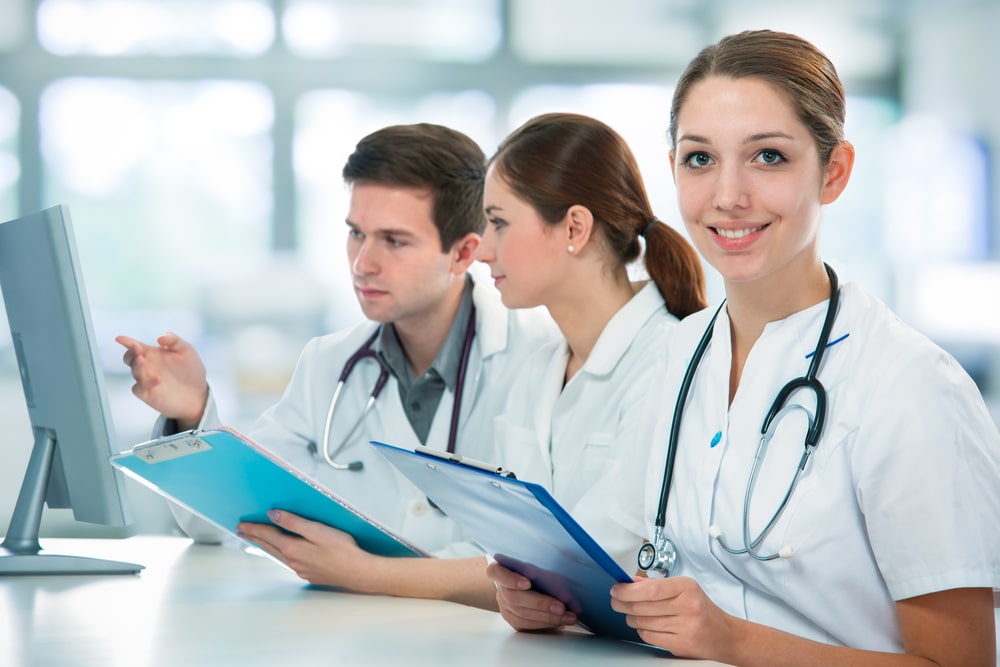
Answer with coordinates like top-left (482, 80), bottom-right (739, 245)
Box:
top-left (640, 217), bottom-right (659, 238)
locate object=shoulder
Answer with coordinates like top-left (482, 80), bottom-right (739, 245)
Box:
top-left (837, 283), bottom-right (999, 457)
top-left (669, 302), bottom-right (723, 354)
top-left (840, 284), bottom-right (969, 390)
top-left (299, 320), bottom-right (379, 361)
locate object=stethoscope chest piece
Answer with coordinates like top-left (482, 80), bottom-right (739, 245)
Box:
top-left (637, 527), bottom-right (676, 578)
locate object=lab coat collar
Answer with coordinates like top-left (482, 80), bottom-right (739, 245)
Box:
top-left (470, 275), bottom-right (509, 359)
top-left (578, 281), bottom-right (668, 378)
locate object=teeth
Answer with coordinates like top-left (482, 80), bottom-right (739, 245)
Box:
top-left (717, 226), bottom-right (762, 239)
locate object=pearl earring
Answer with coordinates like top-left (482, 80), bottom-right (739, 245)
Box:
top-left (567, 244), bottom-right (575, 253)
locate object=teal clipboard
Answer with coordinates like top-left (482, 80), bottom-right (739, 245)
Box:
top-left (371, 440), bottom-right (642, 644)
top-left (111, 428), bottom-right (426, 559)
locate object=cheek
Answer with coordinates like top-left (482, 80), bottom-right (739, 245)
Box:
top-left (675, 177), bottom-right (708, 223)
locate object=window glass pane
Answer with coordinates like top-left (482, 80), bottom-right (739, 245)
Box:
top-left (294, 89), bottom-right (497, 330)
top-left (0, 0), bottom-right (29, 51)
top-left (508, 83), bottom-right (700, 292)
top-left (40, 78), bottom-right (273, 311)
top-left (284, 0), bottom-right (500, 62)
top-left (37, 0), bottom-right (274, 56)
top-left (0, 86), bottom-right (18, 222)
top-left (39, 77), bottom-right (275, 435)
top-left (511, 0), bottom-right (703, 65)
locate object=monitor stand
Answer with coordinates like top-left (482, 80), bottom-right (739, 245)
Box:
top-left (0, 429), bottom-right (144, 575)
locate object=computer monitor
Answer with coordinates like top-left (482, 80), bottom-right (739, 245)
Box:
top-left (0, 205), bottom-right (142, 575)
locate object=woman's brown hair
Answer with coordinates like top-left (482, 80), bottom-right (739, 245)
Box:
top-left (669, 30), bottom-right (846, 165)
top-left (489, 112), bottom-right (706, 318)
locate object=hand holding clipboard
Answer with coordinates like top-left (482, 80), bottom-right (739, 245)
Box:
top-left (371, 440), bottom-right (642, 644)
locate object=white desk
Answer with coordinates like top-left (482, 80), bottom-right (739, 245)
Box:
top-left (1, 536), bottom-right (732, 667)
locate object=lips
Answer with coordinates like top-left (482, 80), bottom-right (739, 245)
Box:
top-left (355, 285), bottom-right (388, 298)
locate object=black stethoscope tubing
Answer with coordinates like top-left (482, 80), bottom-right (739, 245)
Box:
top-left (646, 263), bottom-right (840, 567)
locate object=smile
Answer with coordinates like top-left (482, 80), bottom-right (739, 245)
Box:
top-left (714, 225), bottom-right (766, 239)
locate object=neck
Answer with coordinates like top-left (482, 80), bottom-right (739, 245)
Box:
top-left (546, 268), bottom-right (636, 384)
top-left (724, 259), bottom-right (830, 402)
top-left (394, 278), bottom-right (467, 378)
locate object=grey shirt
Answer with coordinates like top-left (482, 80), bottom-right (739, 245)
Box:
top-left (374, 276), bottom-right (475, 445)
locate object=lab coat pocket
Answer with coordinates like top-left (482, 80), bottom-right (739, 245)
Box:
top-left (577, 433), bottom-right (615, 489)
top-left (492, 416), bottom-right (548, 488)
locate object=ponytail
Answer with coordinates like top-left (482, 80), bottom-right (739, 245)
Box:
top-left (642, 219), bottom-right (706, 319)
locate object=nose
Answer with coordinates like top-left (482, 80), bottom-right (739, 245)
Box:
top-left (351, 237), bottom-right (379, 276)
top-left (474, 224), bottom-right (496, 263)
top-left (712, 163), bottom-right (751, 210)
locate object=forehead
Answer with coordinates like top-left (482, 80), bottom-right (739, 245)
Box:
top-left (347, 181), bottom-right (437, 235)
top-left (483, 165), bottom-right (519, 205)
top-left (675, 76), bottom-right (805, 139)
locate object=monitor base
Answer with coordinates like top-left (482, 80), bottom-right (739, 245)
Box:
top-left (0, 547), bottom-right (144, 575)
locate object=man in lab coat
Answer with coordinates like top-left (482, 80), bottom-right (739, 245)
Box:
top-left (117, 123), bottom-right (557, 557)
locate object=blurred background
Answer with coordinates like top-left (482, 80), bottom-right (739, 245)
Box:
top-left (0, 0), bottom-right (998, 536)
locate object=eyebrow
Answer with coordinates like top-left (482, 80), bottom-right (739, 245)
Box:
top-left (483, 205), bottom-right (503, 215)
top-left (345, 220), bottom-right (417, 238)
top-left (677, 131), bottom-right (797, 145)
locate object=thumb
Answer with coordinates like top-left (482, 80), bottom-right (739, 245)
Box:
top-left (266, 509), bottom-right (310, 537)
top-left (157, 331), bottom-right (182, 349)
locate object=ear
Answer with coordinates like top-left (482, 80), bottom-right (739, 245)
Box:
top-left (820, 141), bottom-right (855, 205)
top-left (564, 204), bottom-right (595, 251)
top-left (669, 149), bottom-right (678, 185)
top-left (449, 232), bottom-right (481, 274)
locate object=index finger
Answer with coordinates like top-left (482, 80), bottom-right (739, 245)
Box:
top-left (115, 334), bottom-right (144, 352)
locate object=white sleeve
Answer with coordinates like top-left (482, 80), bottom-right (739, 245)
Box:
top-left (853, 345), bottom-right (1000, 600)
top-left (607, 360), bottom-right (668, 543)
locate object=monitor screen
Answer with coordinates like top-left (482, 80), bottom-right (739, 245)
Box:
top-left (0, 205), bottom-right (142, 575)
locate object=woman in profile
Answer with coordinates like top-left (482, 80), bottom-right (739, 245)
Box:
top-left (476, 111), bottom-right (706, 572)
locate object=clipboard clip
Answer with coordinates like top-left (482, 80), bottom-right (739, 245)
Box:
top-left (413, 445), bottom-right (517, 479)
top-left (134, 435), bottom-right (213, 464)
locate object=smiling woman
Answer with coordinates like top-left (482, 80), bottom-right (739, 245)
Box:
top-left (600, 30), bottom-right (1000, 667)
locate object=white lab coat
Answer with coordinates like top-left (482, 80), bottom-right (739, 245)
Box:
top-left (492, 281), bottom-right (678, 573)
top-left (166, 278), bottom-right (559, 555)
top-left (613, 281), bottom-right (1000, 651)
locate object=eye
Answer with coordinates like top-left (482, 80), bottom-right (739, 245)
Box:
top-left (681, 152), bottom-right (713, 169)
top-left (487, 216), bottom-right (507, 230)
top-left (347, 227), bottom-right (363, 240)
top-left (385, 236), bottom-right (405, 247)
top-left (755, 149), bottom-right (785, 165)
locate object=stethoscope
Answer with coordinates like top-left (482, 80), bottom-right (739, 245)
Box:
top-left (637, 264), bottom-right (841, 577)
top-left (315, 305), bottom-right (477, 471)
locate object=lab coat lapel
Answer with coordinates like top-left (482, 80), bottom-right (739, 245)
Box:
top-left (370, 379), bottom-right (422, 453)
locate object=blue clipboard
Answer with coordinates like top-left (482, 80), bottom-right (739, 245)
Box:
top-left (111, 428), bottom-right (426, 559)
top-left (371, 440), bottom-right (641, 643)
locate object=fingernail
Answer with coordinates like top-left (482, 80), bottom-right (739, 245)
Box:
top-left (561, 613), bottom-right (576, 625)
top-left (549, 602), bottom-right (565, 614)
top-left (516, 578), bottom-right (531, 590)
top-left (267, 510), bottom-right (281, 522)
